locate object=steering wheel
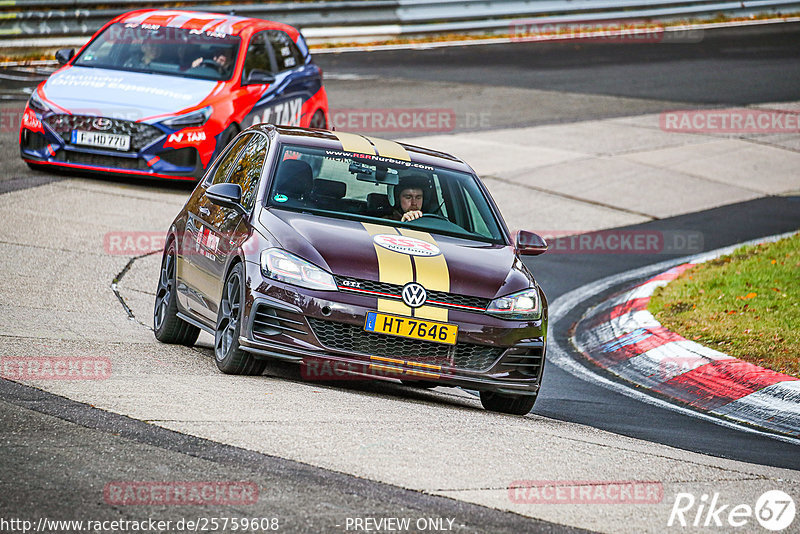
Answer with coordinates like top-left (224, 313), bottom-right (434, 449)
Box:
top-left (406, 213), bottom-right (447, 223)
top-left (195, 59), bottom-right (223, 72)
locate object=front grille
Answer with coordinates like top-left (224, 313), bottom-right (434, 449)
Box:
top-left (252, 303), bottom-right (308, 340)
top-left (43, 115), bottom-right (164, 151)
top-left (308, 318), bottom-right (504, 370)
top-left (58, 151), bottom-right (146, 170)
top-left (335, 276), bottom-right (491, 311)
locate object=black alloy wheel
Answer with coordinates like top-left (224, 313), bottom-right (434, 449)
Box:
top-left (154, 242), bottom-right (200, 346)
top-left (214, 262), bottom-right (266, 375)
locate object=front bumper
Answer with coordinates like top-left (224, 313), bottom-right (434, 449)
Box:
top-left (240, 261), bottom-right (547, 395)
top-left (20, 110), bottom-right (204, 180)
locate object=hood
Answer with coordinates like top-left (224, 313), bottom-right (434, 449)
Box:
top-left (259, 209), bottom-right (534, 299)
top-left (41, 66), bottom-right (218, 120)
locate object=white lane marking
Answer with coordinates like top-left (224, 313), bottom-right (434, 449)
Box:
top-left (713, 382), bottom-right (800, 436)
top-left (547, 230), bottom-right (800, 446)
top-left (322, 73), bottom-right (379, 81)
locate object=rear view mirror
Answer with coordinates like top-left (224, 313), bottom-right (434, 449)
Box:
top-left (206, 183), bottom-right (246, 215)
top-left (55, 48), bottom-right (75, 65)
top-left (516, 230), bottom-right (548, 256)
top-left (350, 162), bottom-right (398, 185)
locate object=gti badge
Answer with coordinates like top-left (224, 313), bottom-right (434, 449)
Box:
top-left (92, 117), bottom-right (113, 131)
top-left (402, 282), bottom-right (427, 308)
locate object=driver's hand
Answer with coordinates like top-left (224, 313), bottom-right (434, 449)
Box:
top-left (401, 210), bottom-right (423, 222)
top-left (191, 57), bottom-right (203, 68)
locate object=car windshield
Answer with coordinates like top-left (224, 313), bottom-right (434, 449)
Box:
top-left (73, 23), bottom-right (240, 81)
top-left (266, 144), bottom-right (506, 244)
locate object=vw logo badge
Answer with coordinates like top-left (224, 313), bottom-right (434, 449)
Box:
top-left (401, 282), bottom-right (427, 308)
top-left (92, 117), bottom-right (112, 131)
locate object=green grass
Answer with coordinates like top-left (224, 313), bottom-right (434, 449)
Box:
top-left (649, 233), bottom-right (800, 378)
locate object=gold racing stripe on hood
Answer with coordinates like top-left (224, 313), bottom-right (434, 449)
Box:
top-left (398, 229), bottom-right (450, 322)
top-left (333, 132), bottom-right (375, 154)
top-left (361, 223), bottom-right (413, 315)
top-left (367, 137), bottom-right (411, 161)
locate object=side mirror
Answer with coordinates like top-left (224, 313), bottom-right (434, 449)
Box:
top-left (55, 48), bottom-right (75, 65)
top-left (515, 230), bottom-right (548, 256)
top-left (245, 69), bottom-right (275, 85)
top-left (206, 183), bottom-right (247, 215)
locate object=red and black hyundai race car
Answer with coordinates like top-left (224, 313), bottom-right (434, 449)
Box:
top-left (153, 125), bottom-right (550, 415)
top-left (19, 9), bottom-right (329, 180)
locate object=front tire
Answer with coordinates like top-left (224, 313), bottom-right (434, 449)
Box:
top-left (214, 262), bottom-right (265, 375)
top-left (480, 391), bottom-right (537, 415)
top-left (154, 242), bottom-right (200, 346)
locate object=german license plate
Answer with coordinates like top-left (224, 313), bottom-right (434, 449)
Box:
top-left (71, 130), bottom-right (130, 151)
top-left (364, 311), bottom-right (458, 346)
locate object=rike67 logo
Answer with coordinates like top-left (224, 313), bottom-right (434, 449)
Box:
top-left (668, 490), bottom-right (796, 531)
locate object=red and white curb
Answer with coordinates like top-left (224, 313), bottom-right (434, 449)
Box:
top-left (573, 255), bottom-right (800, 437)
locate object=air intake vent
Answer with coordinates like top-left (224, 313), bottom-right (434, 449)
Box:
top-left (503, 342), bottom-right (544, 377)
top-left (251, 302), bottom-right (307, 340)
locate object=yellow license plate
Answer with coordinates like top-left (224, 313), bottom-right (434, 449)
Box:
top-left (364, 311), bottom-right (458, 346)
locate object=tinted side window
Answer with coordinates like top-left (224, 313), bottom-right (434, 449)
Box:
top-left (267, 30), bottom-right (303, 71)
top-left (210, 134), bottom-right (252, 185)
top-left (227, 135), bottom-right (269, 211)
top-left (243, 32), bottom-right (274, 81)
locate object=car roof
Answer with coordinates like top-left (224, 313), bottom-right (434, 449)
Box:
top-left (115, 9), bottom-right (297, 37)
top-left (251, 125), bottom-right (474, 174)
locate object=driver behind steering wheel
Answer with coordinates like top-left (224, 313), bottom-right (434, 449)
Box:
top-left (189, 47), bottom-right (234, 76)
top-left (387, 174), bottom-right (432, 222)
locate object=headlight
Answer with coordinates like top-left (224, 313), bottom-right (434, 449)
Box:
top-left (260, 248), bottom-right (337, 291)
top-left (161, 106), bottom-right (212, 129)
top-left (485, 287), bottom-right (542, 320)
top-left (28, 91), bottom-right (51, 113)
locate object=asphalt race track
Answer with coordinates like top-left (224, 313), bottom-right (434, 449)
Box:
top-left (1, 23), bottom-right (799, 533)
top-left (535, 196), bottom-right (800, 470)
